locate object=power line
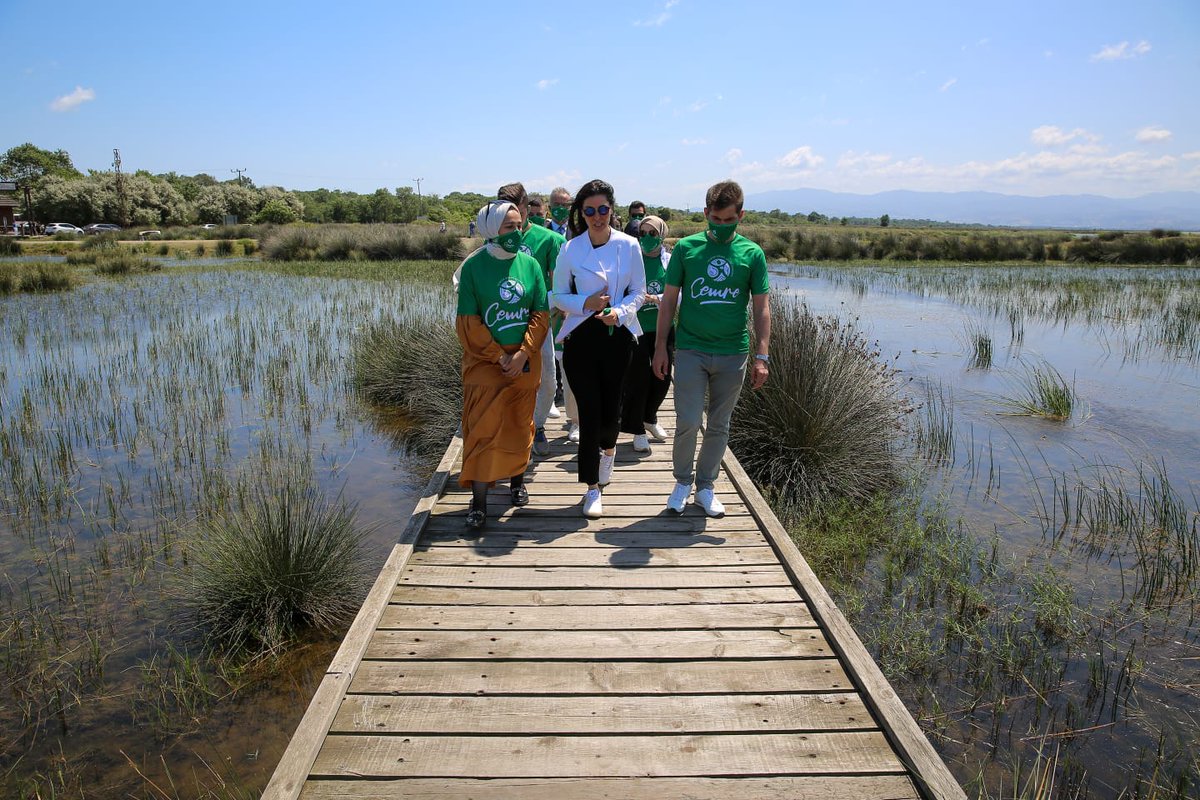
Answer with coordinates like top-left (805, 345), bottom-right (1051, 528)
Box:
top-left (231, 167), bottom-right (248, 186)
top-left (412, 177), bottom-right (424, 198)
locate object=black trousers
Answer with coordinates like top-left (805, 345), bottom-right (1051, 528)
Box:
top-left (562, 316), bottom-right (634, 485)
top-left (620, 328), bottom-right (674, 435)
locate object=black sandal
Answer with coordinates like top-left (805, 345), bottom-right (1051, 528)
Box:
top-left (510, 485), bottom-right (529, 506)
top-left (465, 509), bottom-right (486, 530)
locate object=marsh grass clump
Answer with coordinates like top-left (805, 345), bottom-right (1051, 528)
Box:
top-left (729, 297), bottom-right (909, 508)
top-left (912, 380), bottom-right (956, 465)
top-left (185, 477), bottom-right (370, 657)
top-left (214, 239), bottom-right (235, 256)
top-left (964, 319), bottom-right (994, 369)
top-left (352, 310), bottom-right (462, 459)
top-left (0, 261), bottom-right (77, 294)
top-left (1000, 361), bottom-right (1076, 420)
top-left (239, 238), bottom-right (257, 256)
top-left (93, 253), bottom-right (162, 276)
top-left (0, 236), bottom-right (21, 256)
top-left (262, 223), bottom-right (462, 262)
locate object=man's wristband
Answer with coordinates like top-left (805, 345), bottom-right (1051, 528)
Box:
top-left (754, 353), bottom-right (769, 363)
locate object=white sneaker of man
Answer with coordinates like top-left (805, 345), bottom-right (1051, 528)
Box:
top-left (547, 404), bottom-right (561, 419)
top-left (644, 422), bottom-right (668, 442)
top-left (567, 422), bottom-right (580, 443)
top-left (582, 487), bottom-right (603, 518)
top-left (666, 481), bottom-right (691, 514)
top-left (598, 451), bottom-right (615, 486)
top-left (694, 488), bottom-right (726, 518)
top-left (632, 434), bottom-right (651, 453)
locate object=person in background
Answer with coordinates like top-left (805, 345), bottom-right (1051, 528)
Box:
top-left (553, 179), bottom-right (645, 518)
top-left (652, 180), bottom-right (770, 518)
top-left (620, 214), bottom-right (673, 453)
top-left (455, 200), bottom-right (549, 530)
top-left (496, 182), bottom-right (566, 456)
top-left (439, 220), bottom-right (447, 233)
top-left (623, 200), bottom-right (647, 237)
top-left (468, 219), bottom-right (476, 237)
top-left (527, 195), bottom-right (547, 227)
top-left (547, 186), bottom-right (572, 238)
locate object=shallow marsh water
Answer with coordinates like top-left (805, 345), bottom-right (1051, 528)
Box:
top-left (2, 261), bottom-right (1197, 797)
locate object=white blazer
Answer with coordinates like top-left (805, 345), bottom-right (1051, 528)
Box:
top-left (553, 230), bottom-right (646, 342)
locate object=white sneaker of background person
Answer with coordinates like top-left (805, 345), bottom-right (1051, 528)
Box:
top-left (644, 422), bottom-right (668, 442)
top-left (666, 481), bottom-right (690, 514)
top-left (694, 487), bottom-right (725, 518)
top-left (547, 404), bottom-right (561, 419)
top-left (582, 487), bottom-right (603, 518)
top-left (568, 422), bottom-right (580, 443)
top-left (632, 434), bottom-right (651, 453)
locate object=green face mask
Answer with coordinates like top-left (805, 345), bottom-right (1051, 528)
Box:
top-left (550, 205), bottom-right (569, 223)
top-left (639, 235), bottom-right (663, 255)
top-left (528, 214), bottom-right (546, 227)
top-left (707, 219), bottom-right (739, 244)
top-left (493, 228), bottom-right (523, 254)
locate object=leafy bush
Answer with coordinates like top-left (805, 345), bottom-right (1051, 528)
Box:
top-left (729, 297), bottom-right (909, 509)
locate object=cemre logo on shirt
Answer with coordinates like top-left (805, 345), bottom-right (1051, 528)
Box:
top-left (706, 257), bottom-right (732, 282)
top-left (519, 243), bottom-right (534, 257)
top-left (498, 278), bottom-right (525, 304)
top-left (647, 279), bottom-right (663, 294)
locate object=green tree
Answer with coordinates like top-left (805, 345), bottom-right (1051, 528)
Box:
top-left (0, 143), bottom-right (82, 185)
top-left (880, 213), bottom-right (890, 228)
top-left (255, 198), bottom-right (299, 224)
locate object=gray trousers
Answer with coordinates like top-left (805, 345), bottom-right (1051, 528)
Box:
top-left (671, 349), bottom-right (748, 491)
top-left (534, 332), bottom-right (556, 428)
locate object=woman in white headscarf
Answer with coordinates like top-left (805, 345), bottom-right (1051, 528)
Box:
top-left (456, 200), bottom-right (550, 530)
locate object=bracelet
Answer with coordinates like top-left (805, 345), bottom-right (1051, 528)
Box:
top-left (754, 353), bottom-right (769, 363)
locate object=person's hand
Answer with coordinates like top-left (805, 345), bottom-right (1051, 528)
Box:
top-left (549, 307), bottom-right (563, 325)
top-left (652, 347), bottom-right (669, 379)
top-left (643, 292), bottom-right (659, 305)
top-left (498, 353), bottom-right (512, 371)
top-left (750, 359), bottom-right (769, 389)
top-left (502, 349), bottom-right (528, 378)
top-left (597, 308), bottom-right (619, 327)
top-left (583, 289), bottom-right (611, 312)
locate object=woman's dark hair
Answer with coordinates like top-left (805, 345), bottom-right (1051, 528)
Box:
top-left (568, 179), bottom-right (616, 238)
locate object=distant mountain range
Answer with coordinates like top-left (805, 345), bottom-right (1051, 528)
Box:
top-left (744, 188), bottom-right (1200, 230)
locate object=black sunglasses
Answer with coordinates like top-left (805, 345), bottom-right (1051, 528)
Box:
top-left (582, 205), bottom-right (611, 217)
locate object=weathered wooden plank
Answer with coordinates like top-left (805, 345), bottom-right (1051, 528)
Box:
top-left (299, 775), bottom-right (921, 800)
top-left (723, 451), bottom-right (967, 800)
top-left (388, 586), bottom-right (801, 606)
top-left (309, 731), bottom-right (904, 778)
top-left (333, 693), bottom-right (874, 735)
top-left (436, 498), bottom-right (752, 514)
top-left (418, 529), bottom-right (769, 548)
top-left (424, 514), bottom-right (762, 533)
top-left (376, 602), bottom-right (814, 631)
top-left (407, 545), bottom-right (779, 568)
top-left (441, 478), bottom-right (737, 493)
top-left (349, 658), bottom-right (853, 695)
top-left (364, 628), bottom-right (828, 660)
top-left (397, 564), bottom-right (791, 589)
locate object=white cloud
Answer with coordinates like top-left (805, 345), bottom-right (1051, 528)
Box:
top-left (681, 138), bottom-right (707, 146)
top-left (635, 0), bottom-right (679, 27)
top-left (1031, 125), bottom-right (1100, 147)
top-left (939, 78), bottom-right (957, 92)
top-left (527, 169), bottom-right (582, 191)
top-left (50, 86), bottom-right (95, 112)
top-left (723, 148), bottom-right (743, 165)
top-left (837, 151), bottom-right (893, 168)
top-left (1135, 126), bottom-right (1172, 143)
top-left (1090, 40), bottom-right (1151, 61)
top-left (777, 146), bottom-right (825, 170)
top-left (536, 78), bottom-right (558, 91)
top-left (688, 99), bottom-right (708, 113)
top-left (1183, 151), bottom-right (1200, 161)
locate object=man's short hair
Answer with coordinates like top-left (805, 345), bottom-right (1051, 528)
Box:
top-left (550, 186), bottom-right (572, 204)
top-left (629, 200), bottom-right (646, 213)
top-left (497, 182), bottom-right (527, 205)
top-left (528, 194), bottom-right (545, 208)
top-left (705, 181), bottom-right (744, 212)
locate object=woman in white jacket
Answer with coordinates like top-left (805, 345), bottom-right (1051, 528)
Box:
top-left (553, 179), bottom-right (645, 518)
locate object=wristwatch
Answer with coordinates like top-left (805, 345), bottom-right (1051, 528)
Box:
top-left (754, 354), bottom-right (769, 363)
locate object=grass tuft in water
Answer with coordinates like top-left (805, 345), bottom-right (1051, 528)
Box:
top-left (1000, 361), bottom-right (1076, 420)
top-left (0, 261), bottom-right (78, 293)
top-left (964, 319), bottom-right (994, 369)
top-left (184, 476), bottom-right (370, 657)
top-left (912, 380), bottom-right (956, 466)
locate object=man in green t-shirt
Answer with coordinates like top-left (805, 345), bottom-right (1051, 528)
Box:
top-left (652, 180), bottom-right (771, 518)
top-left (497, 182), bottom-right (566, 456)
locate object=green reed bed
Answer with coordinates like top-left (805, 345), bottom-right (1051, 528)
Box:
top-left (999, 361), bottom-right (1077, 420)
top-left (0, 236), bottom-right (22, 256)
top-left (0, 261), bottom-right (77, 294)
top-left (261, 222), bottom-right (462, 262)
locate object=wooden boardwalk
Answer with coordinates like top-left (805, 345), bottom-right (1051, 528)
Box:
top-left (265, 400), bottom-right (965, 799)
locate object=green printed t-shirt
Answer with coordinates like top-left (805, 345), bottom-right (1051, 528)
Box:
top-left (519, 223), bottom-right (565, 286)
top-left (664, 232), bottom-right (769, 354)
top-left (637, 250), bottom-right (670, 332)
top-left (457, 249), bottom-right (548, 347)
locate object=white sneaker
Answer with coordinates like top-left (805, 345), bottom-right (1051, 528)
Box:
top-left (547, 405), bottom-right (561, 419)
top-left (632, 434), bottom-right (651, 453)
top-left (694, 488), bottom-right (726, 518)
top-left (582, 487), bottom-right (603, 518)
top-left (567, 423), bottom-right (580, 443)
top-left (598, 451), bottom-right (615, 486)
top-left (666, 482), bottom-right (690, 514)
top-left (645, 422), bottom-right (668, 442)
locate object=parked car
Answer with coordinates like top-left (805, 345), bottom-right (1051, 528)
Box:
top-left (83, 223), bottom-right (122, 235)
top-left (45, 223), bottom-right (85, 236)
top-left (138, 230), bottom-right (162, 240)
top-left (200, 223), bottom-right (219, 229)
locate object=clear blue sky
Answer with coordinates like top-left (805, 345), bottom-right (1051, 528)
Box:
top-left (3, 0), bottom-right (1197, 207)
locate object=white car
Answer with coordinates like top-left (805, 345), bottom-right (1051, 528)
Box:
top-left (45, 223), bottom-right (85, 235)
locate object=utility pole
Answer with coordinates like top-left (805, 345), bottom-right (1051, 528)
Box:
top-left (113, 148), bottom-right (129, 227)
top-left (231, 167), bottom-right (247, 186)
top-left (412, 177), bottom-right (424, 198)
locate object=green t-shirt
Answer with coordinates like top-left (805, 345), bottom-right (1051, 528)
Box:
top-left (456, 250), bottom-right (548, 347)
top-left (638, 249), bottom-right (671, 332)
top-left (664, 232), bottom-right (769, 354)
top-left (520, 223), bottom-right (565, 287)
